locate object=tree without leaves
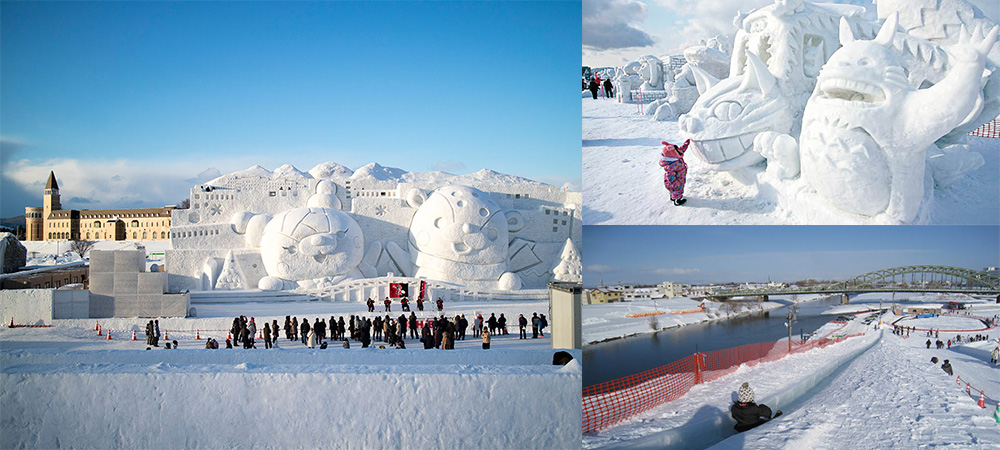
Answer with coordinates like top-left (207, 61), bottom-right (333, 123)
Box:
top-left (176, 198), bottom-right (190, 209)
top-left (70, 240), bottom-right (96, 259)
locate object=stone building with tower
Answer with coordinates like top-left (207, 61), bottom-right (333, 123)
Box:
top-left (23, 172), bottom-right (174, 242)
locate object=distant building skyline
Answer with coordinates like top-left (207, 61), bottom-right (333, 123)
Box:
top-left (1, 1), bottom-right (581, 217)
top-left (583, 226), bottom-right (1000, 286)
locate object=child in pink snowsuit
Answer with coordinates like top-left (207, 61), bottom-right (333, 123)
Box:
top-left (659, 139), bottom-right (690, 206)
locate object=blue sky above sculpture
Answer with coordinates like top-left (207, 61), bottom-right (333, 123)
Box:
top-left (582, 0), bottom-right (1000, 67)
top-left (583, 226), bottom-right (1000, 286)
top-left (0, 1), bottom-right (581, 217)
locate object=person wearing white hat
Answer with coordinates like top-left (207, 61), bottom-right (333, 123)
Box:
top-left (731, 382), bottom-right (781, 432)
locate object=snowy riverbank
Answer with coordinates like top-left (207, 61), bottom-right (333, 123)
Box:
top-left (583, 294), bottom-right (829, 345)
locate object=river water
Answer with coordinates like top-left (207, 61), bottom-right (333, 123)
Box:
top-left (583, 296), bottom-right (851, 387)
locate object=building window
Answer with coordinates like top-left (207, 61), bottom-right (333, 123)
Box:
top-left (131, 220), bottom-right (139, 227)
top-left (562, 220), bottom-right (567, 225)
top-left (142, 231), bottom-right (147, 239)
top-left (563, 211), bottom-right (568, 216)
top-left (545, 210), bottom-right (550, 215)
top-left (552, 227), bottom-right (558, 232)
top-left (132, 231), bottom-right (137, 239)
top-left (515, 194), bottom-right (520, 199)
top-left (553, 219), bottom-right (558, 224)
top-left (161, 231), bottom-right (166, 239)
top-left (86, 232), bottom-right (90, 239)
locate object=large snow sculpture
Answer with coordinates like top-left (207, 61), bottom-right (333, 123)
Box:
top-left (257, 207), bottom-right (366, 290)
top-left (614, 61), bottom-right (643, 103)
top-left (638, 55), bottom-right (666, 91)
top-left (650, 41), bottom-right (732, 121)
top-left (679, 0), bottom-right (873, 170)
top-left (798, 16), bottom-right (997, 223)
top-left (395, 185), bottom-right (524, 291)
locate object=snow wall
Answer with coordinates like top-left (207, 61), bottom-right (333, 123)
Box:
top-left (606, 331), bottom-right (882, 450)
top-left (1, 350), bottom-right (582, 449)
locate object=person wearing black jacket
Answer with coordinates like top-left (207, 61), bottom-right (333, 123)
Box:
top-left (941, 359), bottom-right (953, 376)
top-left (731, 382), bottom-right (780, 432)
top-left (588, 79), bottom-right (600, 99)
top-left (518, 314), bottom-right (528, 339)
top-left (300, 319), bottom-right (310, 346)
top-left (603, 78), bottom-right (614, 98)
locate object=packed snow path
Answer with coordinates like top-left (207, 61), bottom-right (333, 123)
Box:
top-left (710, 331), bottom-right (1000, 450)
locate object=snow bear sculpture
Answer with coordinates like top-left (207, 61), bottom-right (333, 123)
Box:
top-left (257, 207), bottom-right (365, 290)
top-left (406, 185), bottom-right (523, 291)
top-left (799, 16), bottom-right (997, 223)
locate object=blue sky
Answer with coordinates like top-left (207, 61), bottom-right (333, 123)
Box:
top-left (583, 226), bottom-right (1000, 286)
top-left (1, 1), bottom-right (581, 217)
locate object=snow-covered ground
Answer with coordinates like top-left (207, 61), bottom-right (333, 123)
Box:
top-left (0, 299), bottom-right (581, 449)
top-left (583, 294), bottom-right (829, 344)
top-left (21, 239), bottom-right (171, 270)
top-left (583, 296), bottom-right (1000, 449)
top-left (582, 99), bottom-right (1000, 225)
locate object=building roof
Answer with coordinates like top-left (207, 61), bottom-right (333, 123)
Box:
top-left (45, 171), bottom-right (59, 190)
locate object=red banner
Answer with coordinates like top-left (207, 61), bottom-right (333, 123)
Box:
top-left (389, 282), bottom-right (408, 298)
top-left (418, 280), bottom-right (426, 301)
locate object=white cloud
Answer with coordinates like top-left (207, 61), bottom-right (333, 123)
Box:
top-left (586, 264), bottom-right (617, 273)
top-left (652, 267), bottom-right (701, 275)
top-left (583, 0), bottom-right (656, 50)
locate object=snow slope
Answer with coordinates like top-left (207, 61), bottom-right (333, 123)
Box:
top-left (584, 303), bottom-right (1000, 449)
top-left (582, 99), bottom-right (1000, 225)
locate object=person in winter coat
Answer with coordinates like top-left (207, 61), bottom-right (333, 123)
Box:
top-left (292, 317), bottom-right (299, 341)
top-left (518, 314), bottom-right (528, 339)
top-left (384, 297), bottom-right (392, 312)
top-left (488, 313), bottom-right (498, 335)
top-left (588, 78), bottom-right (600, 99)
top-left (263, 323), bottom-right (272, 349)
top-left (401, 297), bottom-right (410, 312)
top-left (300, 319), bottom-right (310, 346)
top-left (367, 298), bottom-right (375, 313)
top-left (659, 139), bottom-right (691, 206)
top-left (602, 78), bottom-right (614, 98)
top-left (307, 327), bottom-right (316, 349)
top-left (539, 314), bottom-right (548, 337)
top-left (443, 321), bottom-right (455, 350)
top-left (482, 327), bottom-right (491, 350)
top-left (272, 319), bottom-right (279, 341)
top-left (991, 346), bottom-right (999, 365)
top-left (498, 314), bottom-right (507, 335)
top-left (459, 315), bottom-right (468, 340)
top-left (248, 318), bottom-right (257, 346)
top-left (436, 297), bottom-right (444, 311)
top-left (225, 338), bottom-right (233, 349)
top-left (941, 359), bottom-right (953, 376)
top-left (153, 320), bottom-right (161, 347)
top-left (421, 323), bottom-right (434, 349)
top-left (731, 382), bottom-right (780, 432)
top-left (338, 317), bottom-right (346, 341)
top-left (531, 313), bottom-right (540, 338)
top-left (926, 339), bottom-right (931, 349)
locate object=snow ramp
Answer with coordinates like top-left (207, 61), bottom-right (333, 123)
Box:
top-left (603, 331), bottom-right (882, 450)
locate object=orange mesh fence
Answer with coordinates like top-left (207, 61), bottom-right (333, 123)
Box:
top-left (582, 333), bottom-right (864, 433)
top-left (969, 117), bottom-right (1000, 138)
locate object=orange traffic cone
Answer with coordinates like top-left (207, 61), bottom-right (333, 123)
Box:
top-left (106, 330), bottom-right (112, 340)
top-left (227, 331), bottom-right (232, 341)
top-left (97, 325), bottom-right (102, 336)
top-left (95, 321), bottom-right (100, 331)
top-left (966, 383), bottom-right (971, 396)
top-left (957, 375), bottom-right (961, 385)
top-left (196, 330), bottom-right (201, 340)
top-left (131, 330), bottom-right (137, 341)
top-left (257, 329), bottom-right (263, 339)
top-left (163, 331), bottom-right (168, 340)
top-left (9, 317), bottom-right (14, 328)
top-left (979, 391), bottom-right (986, 408)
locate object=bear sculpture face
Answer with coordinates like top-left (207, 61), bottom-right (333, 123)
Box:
top-left (259, 207), bottom-right (364, 282)
top-left (408, 186), bottom-right (514, 266)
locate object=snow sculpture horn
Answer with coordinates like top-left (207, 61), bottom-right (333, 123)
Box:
top-left (739, 52), bottom-right (777, 97)
top-left (839, 17), bottom-right (856, 45)
top-left (689, 65), bottom-right (720, 95)
top-left (874, 12), bottom-right (898, 46)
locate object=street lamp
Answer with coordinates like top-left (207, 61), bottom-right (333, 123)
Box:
top-left (786, 304), bottom-right (798, 352)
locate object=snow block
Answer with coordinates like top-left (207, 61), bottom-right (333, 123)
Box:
top-left (88, 251), bottom-right (115, 273)
top-left (137, 272), bottom-right (167, 295)
top-left (88, 294), bottom-right (114, 318)
top-left (113, 273), bottom-right (139, 295)
top-left (113, 250), bottom-right (144, 273)
top-left (88, 272), bottom-right (114, 295)
top-left (160, 294), bottom-right (190, 317)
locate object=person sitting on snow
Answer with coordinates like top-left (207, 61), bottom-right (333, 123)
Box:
top-left (731, 382), bottom-right (781, 432)
top-left (941, 359), bottom-right (953, 376)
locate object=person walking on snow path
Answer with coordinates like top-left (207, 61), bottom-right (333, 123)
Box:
top-left (518, 314), bottom-right (528, 339)
top-left (589, 78), bottom-right (600, 99)
top-left (731, 382), bottom-right (781, 432)
top-left (482, 327), bottom-right (491, 350)
top-left (659, 139), bottom-right (691, 206)
top-left (941, 359), bottom-right (954, 376)
top-left (990, 346), bottom-right (999, 365)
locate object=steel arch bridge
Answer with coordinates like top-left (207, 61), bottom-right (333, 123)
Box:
top-left (709, 265), bottom-right (1000, 298)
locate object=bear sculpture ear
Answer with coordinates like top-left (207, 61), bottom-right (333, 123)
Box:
top-left (406, 188), bottom-right (428, 209)
top-left (505, 210), bottom-right (524, 232)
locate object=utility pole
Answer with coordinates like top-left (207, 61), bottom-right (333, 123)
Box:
top-left (786, 304), bottom-right (798, 353)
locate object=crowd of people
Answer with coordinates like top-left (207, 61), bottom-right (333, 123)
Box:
top-left (152, 307), bottom-right (550, 351)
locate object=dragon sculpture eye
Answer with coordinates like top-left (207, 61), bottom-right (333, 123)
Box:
top-left (712, 101), bottom-right (744, 121)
